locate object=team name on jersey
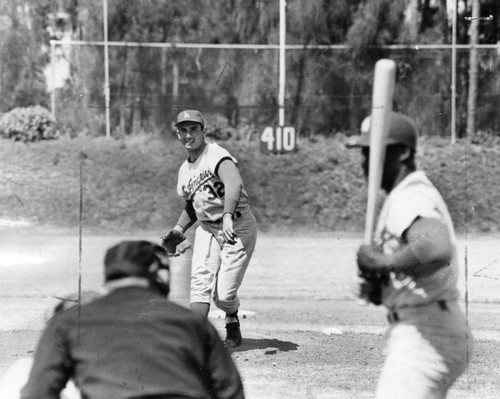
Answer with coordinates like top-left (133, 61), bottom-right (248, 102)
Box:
top-left (182, 169), bottom-right (214, 199)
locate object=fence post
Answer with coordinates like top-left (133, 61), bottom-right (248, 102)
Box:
top-left (451, 0), bottom-right (457, 143)
top-left (278, 0), bottom-right (286, 126)
top-left (50, 40), bottom-right (56, 119)
top-left (103, 0), bottom-right (111, 139)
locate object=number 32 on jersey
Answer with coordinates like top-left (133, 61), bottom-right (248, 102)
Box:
top-left (260, 126), bottom-right (296, 154)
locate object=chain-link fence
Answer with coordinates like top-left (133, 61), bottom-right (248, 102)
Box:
top-left (50, 42), bottom-right (500, 141)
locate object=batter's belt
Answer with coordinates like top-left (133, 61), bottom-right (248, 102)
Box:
top-left (387, 300), bottom-right (449, 324)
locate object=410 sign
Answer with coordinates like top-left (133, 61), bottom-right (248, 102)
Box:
top-left (260, 126), bottom-right (296, 154)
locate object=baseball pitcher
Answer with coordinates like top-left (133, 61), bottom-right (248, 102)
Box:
top-left (162, 110), bottom-right (257, 347)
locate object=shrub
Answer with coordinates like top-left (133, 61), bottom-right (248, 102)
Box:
top-left (0, 105), bottom-right (59, 142)
top-left (204, 113), bottom-right (238, 140)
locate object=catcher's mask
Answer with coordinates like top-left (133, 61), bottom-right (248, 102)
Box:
top-left (104, 240), bottom-right (170, 296)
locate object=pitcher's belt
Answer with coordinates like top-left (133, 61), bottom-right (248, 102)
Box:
top-left (205, 211), bottom-right (242, 224)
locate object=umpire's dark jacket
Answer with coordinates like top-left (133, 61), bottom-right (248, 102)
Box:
top-left (21, 284), bottom-right (244, 399)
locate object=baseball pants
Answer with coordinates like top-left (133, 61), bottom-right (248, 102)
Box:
top-left (190, 209), bottom-right (257, 315)
top-left (376, 301), bottom-right (473, 399)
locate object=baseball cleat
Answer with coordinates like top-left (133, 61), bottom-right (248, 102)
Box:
top-left (225, 320), bottom-right (242, 347)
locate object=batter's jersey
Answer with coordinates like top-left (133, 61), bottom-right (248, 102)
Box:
top-left (374, 171), bottom-right (460, 310)
top-left (177, 142), bottom-right (249, 222)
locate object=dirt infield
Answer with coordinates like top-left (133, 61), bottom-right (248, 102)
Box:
top-left (1, 229), bottom-right (499, 398)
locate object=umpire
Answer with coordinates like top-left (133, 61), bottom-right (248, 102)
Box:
top-left (21, 240), bottom-right (245, 399)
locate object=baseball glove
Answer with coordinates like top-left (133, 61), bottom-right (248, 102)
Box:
top-left (160, 230), bottom-right (187, 256)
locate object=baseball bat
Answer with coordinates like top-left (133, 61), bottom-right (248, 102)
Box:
top-left (364, 59), bottom-right (397, 244)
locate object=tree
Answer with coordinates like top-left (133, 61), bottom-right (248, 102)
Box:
top-left (345, 0), bottom-right (408, 131)
top-left (285, 0), bottom-right (364, 134)
top-left (5, 0), bottom-right (495, 138)
top-left (0, 0), bottom-right (49, 112)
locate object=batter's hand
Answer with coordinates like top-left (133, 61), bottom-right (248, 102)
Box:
top-left (222, 213), bottom-right (237, 245)
top-left (357, 244), bottom-right (389, 306)
top-left (356, 244), bottom-right (387, 276)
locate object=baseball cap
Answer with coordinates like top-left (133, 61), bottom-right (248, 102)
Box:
top-left (104, 240), bottom-right (169, 282)
top-left (346, 112), bottom-right (418, 150)
top-left (175, 110), bottom-right (205, 129)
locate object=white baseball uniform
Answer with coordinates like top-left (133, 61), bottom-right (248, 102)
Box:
top-left (0, 357), bottom-right (80, 399)
top-left (177, 142), bottom-right (257, 314)
top-left (373, 171), bottom-right (473, 399)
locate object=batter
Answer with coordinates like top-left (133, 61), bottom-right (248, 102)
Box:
top-left (347, 112), bottom-right (473, 398)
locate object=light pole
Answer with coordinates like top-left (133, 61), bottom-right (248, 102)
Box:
top-left (50, 40), bottom-right (56, 119)
top-left (278, 0), bottom-right (286, 127)
top-left (103, 0), bottom-right (111, 139)
top-left (451, 0), bottom-right (457, 143)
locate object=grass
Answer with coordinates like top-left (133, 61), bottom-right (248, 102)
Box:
top-left (1, 133), bottom-right (499, 234)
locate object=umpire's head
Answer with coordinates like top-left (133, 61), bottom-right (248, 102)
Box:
top-left (104, 241), bottom-right (170, 296)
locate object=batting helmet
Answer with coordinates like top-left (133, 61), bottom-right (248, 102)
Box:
top-left (104, 240), bottom-right (169, 282)
top-left (175, 110), bottom-right (205, 130)
top-left (346, 112), bottom-right (418, 150)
